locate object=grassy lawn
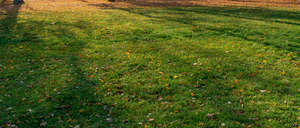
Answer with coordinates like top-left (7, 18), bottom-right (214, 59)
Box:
top-left (0, 1), bottom-right (299, 127)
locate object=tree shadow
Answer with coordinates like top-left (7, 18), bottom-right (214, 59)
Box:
top-left (85, 3), bottom-right (298, 126)
top-left (151, 42), bottom-right (297, 127)
top-left (168, 6), bottom-right (300, 25)
top-left (0, 2), bottom-right (122, 127)
top-left (165, 6), bottom-right (300, 54)
top-left (0, 1), bottom-right (298, 127)
top-left (89, 3), bottom-right (299, 55)
top-left (0, 0), bottom-right (23, 45)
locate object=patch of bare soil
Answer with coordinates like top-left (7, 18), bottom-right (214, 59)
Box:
top-left (1, 0), bottom-right (300, 13)
top-left (121, 0), bottom-right (300, 8)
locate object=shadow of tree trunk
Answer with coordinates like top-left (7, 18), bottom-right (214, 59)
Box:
top-left (0, 2), bottom-right (116, 125)
top-left (0, 0), bottom-right (23, 45)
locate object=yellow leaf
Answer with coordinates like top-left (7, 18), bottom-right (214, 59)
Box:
top-left (89, 75), bottom-right (95, 78)
top-left (165, 84), bottom-right (169, 87)
top-left (67, 119), bottom-right (72, 122)
top-left (263, 60), bottom-right (267, 63)
top-left (257, 54), bottom-right (262, 57)
top-left (198, 122), bottom-right (204, 126)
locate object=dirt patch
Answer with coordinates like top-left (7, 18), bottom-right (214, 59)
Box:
top-left (1, 0), bottom-right (300, 13)
top-left (122, 0), bottom-right (300, 8)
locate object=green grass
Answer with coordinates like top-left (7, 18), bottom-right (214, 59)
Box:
top-left (0, 5), bottom-right (299, 128)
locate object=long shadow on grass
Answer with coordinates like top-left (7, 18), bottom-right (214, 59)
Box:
top-left (89, 3), bottom-right (300, 54)
top-left (86, 39), bottom-right (297, 127)
top-left (0, 7), bottom-right (121, 128)
top-left (0, 0), bottom-right (23, 45)
top-left (169, 6), bottom-right (300, 26)
top-left (125, 1), bottom-right (300, 23)
top-left (116, 41), bottom-right (297, 127)
top-left (87, 4), bottom-right (298, 127)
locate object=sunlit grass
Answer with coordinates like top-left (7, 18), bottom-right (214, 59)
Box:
top-left (0, 4), bottom-right (299, 128)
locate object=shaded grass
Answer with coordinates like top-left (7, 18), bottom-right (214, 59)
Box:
top-left (0, 4), bottom-right (299, 128)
